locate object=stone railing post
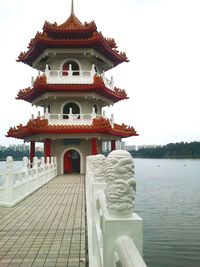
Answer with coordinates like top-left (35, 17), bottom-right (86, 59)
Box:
top-left (102, 150), bottom-right (143, 267)
top-left (22, 157), bottom-right (28, 170)
top-left (91, 64), bottom-right (96, 76)
top-left (105, 150), bottom-right (136, 217)
top-left (33, 157), bottom-right (38, 169)
top-left (44, 108), bottom-right (50, 120)
top-left (45, 64), bottom-right (50, 75)
top-left (5, 156), bottom-right (14, 204)
top-left (40, 157), bottom-right (45, 167)
top-left (51, 157), bottom-right (54, 166)
top-left (46, 157), bottom-right (50, 165)
top-left (68, 64), bottom-right (73, 76)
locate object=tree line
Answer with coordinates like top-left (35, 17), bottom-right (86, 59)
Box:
top-left (0, 149), bottom-right (44, 161)
top-left (130, 142), bottom-right (200, 158)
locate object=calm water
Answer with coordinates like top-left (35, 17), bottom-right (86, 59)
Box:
top-left (0, 159), bottom-right (200, 266)
top-left (134, 158), bottom-right (200, 267)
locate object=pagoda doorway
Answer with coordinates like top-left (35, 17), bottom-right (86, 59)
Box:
top-left (63, 149), bottom-right (80, 174)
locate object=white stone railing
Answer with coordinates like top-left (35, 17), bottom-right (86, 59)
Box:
top-left (45, 64), bottom-right (96, 84)
top-left (0, 156), bottom-right (57, 207)
top-left (85, 150), bottom-right (147, 267)
top-left (43, 64), bottom-right (115, 90)
top-left (44, 111), bottom-right (97, 125)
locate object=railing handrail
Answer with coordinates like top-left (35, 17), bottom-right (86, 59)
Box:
top-left (0, 156), bottom-right (57, 207)
top-left (115, 236), bottom-right (147, 267)
top-left (48, 113), bottom-right (97, 118)
top-left (85, 151), bottom-right (147, 267)
top-left (44, 112), bottom-right (98, 125)
top-left (43, 64), bottom-right (115, 89)
top-left (46, 69), bottom-right (95, 76)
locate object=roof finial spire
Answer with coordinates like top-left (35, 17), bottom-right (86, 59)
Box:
top-left (71, 0), bottom-right (74, 15)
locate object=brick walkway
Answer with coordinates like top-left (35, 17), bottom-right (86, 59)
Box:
top-left (0, 175), bottom-right (86, 267)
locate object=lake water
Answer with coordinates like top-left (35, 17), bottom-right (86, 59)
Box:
top-left (134, 158), bottom-right (200, 267)
top-left (0, 158), bottom-right (200, 266)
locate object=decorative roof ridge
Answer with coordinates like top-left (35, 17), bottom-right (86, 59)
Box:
top-left (17, 32), bottom-right (128, 64)
top-left (43, 19), bottom-right (97, 32)
top-left (16, 87), bottom-right (32, 99)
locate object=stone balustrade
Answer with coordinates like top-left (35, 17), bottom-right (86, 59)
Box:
top-left (44, 111), bottom-right (98, 125)
top-left (85, 150), bottom-right (147, 267)
top-left (0, 156), bottom-right (57, 207)
top-left (43, 64), bottom-right (115, 90)
top-left (45, 64), bottom-right (96, 84)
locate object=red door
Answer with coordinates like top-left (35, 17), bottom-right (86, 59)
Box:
top-left (64, 151), bottom-right (72, 173)
top-left (63, 150), bottom-right (80, 174)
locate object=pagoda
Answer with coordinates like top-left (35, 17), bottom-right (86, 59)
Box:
top-left (7, 1), bottom-right (138, 174)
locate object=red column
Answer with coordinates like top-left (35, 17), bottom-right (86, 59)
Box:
top-left (91, 138), bottom-right (98, 155)
top-left (30, 141), bottom-right (35, 163)
top-left (111, 140), bottom-right (116, 151)
top-left (44, 139), bottom-right (51, 160)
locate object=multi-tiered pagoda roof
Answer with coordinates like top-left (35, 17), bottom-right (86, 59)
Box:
top-left (17, 10), bottom-right (128, 68)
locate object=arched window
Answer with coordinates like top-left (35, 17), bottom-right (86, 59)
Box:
top-left (63, 102), bottom-right (80, 119)
top-left (62, 61), bottom-right (79, 76)
top-left (93, 104), bottom-right (98, 114)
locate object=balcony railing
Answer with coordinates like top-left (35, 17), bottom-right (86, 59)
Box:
top-left (44, 111), bottom-right (98, 125)
top-left (43, 64), bottom-right (114, 89)
top-left (45, 64), bottom-right (96, 85)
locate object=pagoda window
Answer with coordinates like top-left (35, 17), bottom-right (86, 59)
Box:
top-left (63, 102), bottom-right (80, 119)
top-left (62, 61), bottom-right (80, 76)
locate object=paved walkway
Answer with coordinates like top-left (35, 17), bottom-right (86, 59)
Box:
top-left (0, 175), bottom-right (87, 267)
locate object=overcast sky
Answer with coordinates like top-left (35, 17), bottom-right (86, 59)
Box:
top-left (0, 0), bottom-right (200, 147)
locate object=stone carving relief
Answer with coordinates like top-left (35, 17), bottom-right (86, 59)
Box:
top-left (93, 155), bottom-right (106, 181)
top-left (105, 150), bottom-right (136, 216)
top-left (87, 155), bottom-right (106, 181)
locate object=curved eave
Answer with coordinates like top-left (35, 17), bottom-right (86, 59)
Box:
top-left (17, 38), bottom-right (128, 67)
top-left (16, 79), bottom-right (128, 104)
top-left (6, 119), bottom-right (138, 140)
top-left (7, 128), bottom-right (137, 139)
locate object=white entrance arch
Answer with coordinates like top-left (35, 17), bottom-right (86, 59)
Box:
top-left (61, 147), bottom-right (84, 174)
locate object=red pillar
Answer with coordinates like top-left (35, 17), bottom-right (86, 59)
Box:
top-left (30, 141), bottom-right (35, 163)
top-left (111, 140), bottom-right (116, 151)
top-left (44, 139), bottom-right (51, 160)
top-left (91, 138), bottom-right (98, 155)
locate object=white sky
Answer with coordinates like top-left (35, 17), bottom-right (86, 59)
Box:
top-left (0, 0), bottom-right (200, 146)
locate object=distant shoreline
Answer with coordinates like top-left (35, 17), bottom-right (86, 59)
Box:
top-left (130, 141), bottom-right (200, 159)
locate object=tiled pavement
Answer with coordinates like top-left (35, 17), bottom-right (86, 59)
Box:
top-left (0, 175), bottom-right (87, 267)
